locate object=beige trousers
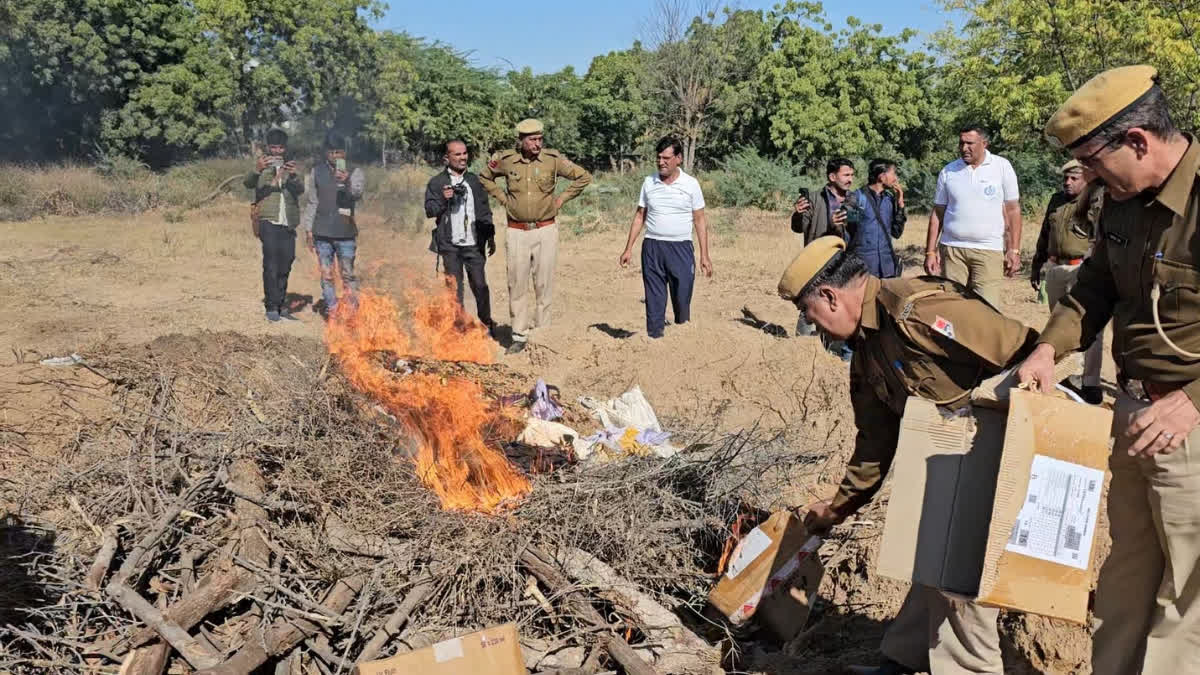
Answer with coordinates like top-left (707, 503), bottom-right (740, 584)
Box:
top-left (1044, 262), bottom-right (1104, 387)
top-left (880, 584), bottom-right (1003, 674)
top-left (1092, 393), bottom-right (1200, 674)
top-left (506, 223), bottom-right (558, 342)
top-left (940, 245), bottom-right (1004, 309)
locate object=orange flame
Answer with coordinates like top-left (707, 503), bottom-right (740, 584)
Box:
top-left (324, 282), bottom-right (531, 513)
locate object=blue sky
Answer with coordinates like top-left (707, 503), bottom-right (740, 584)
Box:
top-left (382, 1), bottom-right (962, 74)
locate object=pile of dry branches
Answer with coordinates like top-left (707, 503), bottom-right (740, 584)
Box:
top-left (0, 332), bottom-right (822, 674)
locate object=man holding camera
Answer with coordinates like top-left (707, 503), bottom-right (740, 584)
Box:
top-left (302, 131), bottom-right (365, 318)
top-left (245, 128), bottom-right (303, 322)
top-left (425, 140), bottom-right (496, 332)
top-left (479, 119), bottom-right (592, 354)
top-left (791, 158), bottom-right (857, 357)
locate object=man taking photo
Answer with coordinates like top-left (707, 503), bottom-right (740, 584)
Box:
top-left (302, 131), bottom-right (365, 318)
top-left (424, 139), bottom-right (496, 333)
top-left (619, 136), bottom-right (713, 339)
top-left (245, 128), bottom-right (303, 322)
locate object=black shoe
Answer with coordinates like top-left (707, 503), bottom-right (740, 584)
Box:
top-left (1081, 385), bottom-right (1103, 405)
top-left (506, 341), bottom-right (527, 355)
top-left (279, 309), bottom-right (300, 321)
top-left (265, 310), bottom-right (281, 322)
top-left (845, 659), bottom-right (917, 675)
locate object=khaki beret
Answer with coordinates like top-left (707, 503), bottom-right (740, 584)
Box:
top-left (778, 236), bottom-right (847, 301)
top-left (1061, 159), bottom-right (1083, 174)
top-left (516, 118), bottom-right (544, 136)
top-left (1045, 65), bottom-right (1158, 149)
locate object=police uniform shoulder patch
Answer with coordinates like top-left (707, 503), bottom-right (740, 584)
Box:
top-left (930, 315), bottom-right (956, 340)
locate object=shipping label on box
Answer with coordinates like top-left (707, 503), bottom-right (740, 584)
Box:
top-left (708, 511), bottom-right (824, 640)
top-left (877, 390), bottom-right (1111, 624)
top-left (354, 623), bottom-right (525, 675)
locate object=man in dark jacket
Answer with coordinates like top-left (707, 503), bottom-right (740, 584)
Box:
top-left (302, 131), bottom-right (365, 317)
top-left (245, 128), bottom-right (303, 322)
top-left (791, 158), bottom-right (855, 245)
top-left (424, 140), bottom-right (496, 331)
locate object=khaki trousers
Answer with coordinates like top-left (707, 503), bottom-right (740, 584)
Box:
top-left (1092, 393), bottom-right (1200, 674)
top-left (880, 584), bottom-right (1003, 674)
top-left (1044, 262), bottom-right (1104, 387)
top-left (506, 223), bottom-right (558, 342)
top-left (939, 245), bottom-right (1004, 309)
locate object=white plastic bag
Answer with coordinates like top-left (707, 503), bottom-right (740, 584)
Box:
top-left (578, 385), bottom-right (662, 432)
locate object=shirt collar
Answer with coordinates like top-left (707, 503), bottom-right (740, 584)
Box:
top-left (859, 275), bottom-right (883, 333)
top-left (652, 168), bottom-right (688, 184)
top-left (1153, 133), bottom-right (1200, 217)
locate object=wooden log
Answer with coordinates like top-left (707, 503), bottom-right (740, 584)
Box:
top-left (557, 548), bottom-right (720, 674)
top-left (118, 596), bottom-right (172, 675)
top-left (127, 459), bottom-right (271, 649)
top-left (354, 577), bottom-right (435, 663)
top-left (107, 584), bottom-right (222, 670)
top-left (193, 574), bottom-right (366, 675)
top-left (87, 524), bottom-right (121, 591)
top-left (519, 548), bottom-right (656, 675)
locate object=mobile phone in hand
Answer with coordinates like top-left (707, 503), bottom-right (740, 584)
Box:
top-left (798, 187), bottom-right (810, 201)
top-left (335, 158), bottom-right (347, 173)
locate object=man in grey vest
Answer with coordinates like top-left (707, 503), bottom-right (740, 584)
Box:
top-left (302, 131), bottom-right (365, 317)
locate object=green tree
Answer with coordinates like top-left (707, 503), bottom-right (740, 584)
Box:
top-left (579, 46), bottom-right (652, 170)
top-left (756, 2), bottom-right (936, 169)
top-left (506, 67), bottom-right (586, 159)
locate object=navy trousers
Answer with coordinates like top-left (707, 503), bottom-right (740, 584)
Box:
top-left (642, 238), bottom-right (695, 338)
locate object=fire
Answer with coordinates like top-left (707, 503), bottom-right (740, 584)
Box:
top-left (324, 282), bottom-right (531, 513)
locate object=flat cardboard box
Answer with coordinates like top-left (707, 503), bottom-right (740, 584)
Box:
top-left (354, 623), bottom-right (525, 675)
top-left (708, 510), bottom-right (824, 640)
top-left (877, 389), bottom-right (1111, 624)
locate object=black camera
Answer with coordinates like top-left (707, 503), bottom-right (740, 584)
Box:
top-left (451, 182), bottom-right (468, 198)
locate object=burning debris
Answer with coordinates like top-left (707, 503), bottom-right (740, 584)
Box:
top-left (0, 286), bottom-right (818, 674)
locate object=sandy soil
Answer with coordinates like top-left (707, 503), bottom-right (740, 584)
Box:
top-left (0, 197), bottom-right (1107, 674)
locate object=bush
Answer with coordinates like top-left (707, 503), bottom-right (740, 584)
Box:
top-left (712, 149), bottom-right (804, 209)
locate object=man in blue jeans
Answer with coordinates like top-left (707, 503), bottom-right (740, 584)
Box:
top-left (302, 131), bottom-right (365, 317)
top-left (619, 137), bottom-right (713, 337)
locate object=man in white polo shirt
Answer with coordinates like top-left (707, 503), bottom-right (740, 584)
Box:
top-left (924, 125), bottom-right (1022, 308)
top-left (619, 136), bottom-right (713, 338)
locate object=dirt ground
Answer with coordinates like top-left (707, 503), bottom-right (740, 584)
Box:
top-left (0, 197), bottom-right (1108, 674)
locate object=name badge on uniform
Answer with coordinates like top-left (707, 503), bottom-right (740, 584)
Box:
top-left (1106, 231), bottom-right (1129, 246)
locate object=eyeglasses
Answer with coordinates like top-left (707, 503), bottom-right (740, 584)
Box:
top-left (1078, 133), bottom-right (1125, 169)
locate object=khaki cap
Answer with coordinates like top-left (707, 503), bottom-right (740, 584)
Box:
top-left (1061, 159), bottom-right (1083, 173)
top-left (1045, 65), bottom-right (1158, 149)
top-left (516, 118), bottom-right (544, 136)
top-left (778, 236), bottom-right (847, 301)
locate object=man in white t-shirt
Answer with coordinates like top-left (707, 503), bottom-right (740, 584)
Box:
top-left (924, 125), bottom-right (1022, 308)
top-left (619, 137), bottom-right (713, 338)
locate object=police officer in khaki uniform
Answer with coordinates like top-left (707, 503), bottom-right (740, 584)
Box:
top-left (782, 237), bottom-right (1039, 675)
top-left (1030, 159), bottom-right (1106, 403)
top-left (479, 119), bottom-right (592, 354)
top-left (1019, 65), bottom-right (1200, 675)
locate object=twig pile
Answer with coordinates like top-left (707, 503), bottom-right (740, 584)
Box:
top-left (0, 332), bottom-right (823, 674)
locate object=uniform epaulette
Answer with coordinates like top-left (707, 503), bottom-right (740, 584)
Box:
top-left (541, 148), bottom-right (562, 157)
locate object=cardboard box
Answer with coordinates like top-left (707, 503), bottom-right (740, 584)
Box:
top-left (354, 623), bottom-right (525, 675)
top-left (708, 510), bottom-right (825, 640)
top-left (877, 389), bottom-right (1112, 623)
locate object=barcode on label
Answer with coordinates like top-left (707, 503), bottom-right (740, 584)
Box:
top-left (1064, 526), bottom-right (1082, 551)
top-left (1009, 520), bottom-right (1022, 545)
